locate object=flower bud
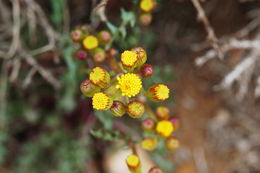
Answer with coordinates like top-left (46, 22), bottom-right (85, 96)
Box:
top-left (98, 30), bottom-right (111, 45)
top-left (142, 118), bottom-right (155, 131)
top-left (147, 84), bottom-right (170, 102)
top-left (169, 117), bottom-right (180, 130)
top-left (93, 48), bottom-right (106, 63)
top-left (92, 92), bottom-right (113, 110)
top-left (156, 120), bottom-right (174, 137)
top-left (110, 101), bottom-right (126, 117)
top-left (156, 106), bottom-right (170, 120)
top-left (106, 48), bottom-right (118, 57)
top-left (89, 67), bottom-right (110, 88)
top-left (80, 79), bottom-right (100, 97)
top-left (126, 154), bottom-right (141, 173)
top-left (70, 29), bottom-right (84, 42)
top-left (148, 167), bottom-right (163, 173)
top-left (121, 50), bottom-right (138, 72)
top-left (140, 64), bottom-right (153, 78)
top-left (83, 35), bottom-right (99, 50)
top-left (74, 49), bottom-right (88, 60)
top-left (131, 47), bottom-right (147, 68)
top-left (166, 137), bottom-right (180, 151)
top-left (141, 138), bottom-right (157, 151)
top-left (127, 100), bottom-right (145, 118)
top-left (140, 0), bottom-right (156, 12)
top-left (139, 13), bottom-right (152, 26)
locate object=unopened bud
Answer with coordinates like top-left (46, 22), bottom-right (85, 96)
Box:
top-left (141, 138), bottom-right (157, 151)
top-left (70, 29), bottom-right (84, 42)
top-left (98, 30), bottom-right (111, 45)
top-left (166, 137), bottom-right (180, 151)
top-left (169, 117), bottom-right (180, 130)
top-left (93, 48), bottom-right (106, 63)
top-left (147, 84), bottom-right (170, 102)
top-left (80, 79), bottom-right (100, 97)
top-left (74, 49), bottom-right (88, 60)
top-left (156, 106), bottom-right (170, 119)
top-left (131, 47), bottom-right (147, 68)
top-left (110, 101), bottom-right (126, 117)
top-left (89, 67), bottom-right (110, 88)
top-left (140, 64), bottom-right (153, 78)
top-left (127, 100), bottom-right (145, 118)
top-left (139, 13), bottom-right (152, 26)
top-left (142, 118), bottom-right (155, 131)
top-left (148, 167), bottom-right (163, 173)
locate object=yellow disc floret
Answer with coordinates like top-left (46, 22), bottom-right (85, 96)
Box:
top-left (156, 120), bottom-right (174, 137)
top-left (92, 92), bottom-right (113, 110)
top-left (83, 35), bottom-right (98, 50)
top-left (141, 138), bottom-right (157, 151)
top-left (121, 50), bottom-right (138, 71)
top-left (140, 0), bottom-right (155, 12)
top-left (116, 73), bottom-right (142, 97)
top-left (148, 84), bottom-right (170, 102)
top-left (89, 67), bottom-right (110, 88)
top-left (126, 154), bottom-right (140, 168)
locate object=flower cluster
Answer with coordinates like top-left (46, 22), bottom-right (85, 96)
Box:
top-left (141, 106), bottom-right (180, 151)
top-left (80, 47), bottom-right (170, 119)
top-left (71, 27), bottom-right (112, 63)
top-left (139, 0), bottom-right (157, 26)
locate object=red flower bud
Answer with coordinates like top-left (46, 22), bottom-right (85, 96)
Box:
top-left (142, 118), bottom-right (155, 131)
top-left (70, 29), bottom-right (84, 42)
top-left (139, 13), bottom-right (153, 26)
top-left (140, 64), bottom-right (153, 78)
top-left (75, 49), bottom-right (88, 60)
top-left (148, 167), bottom-right (163, 173)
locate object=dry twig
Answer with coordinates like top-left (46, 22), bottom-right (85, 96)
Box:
top-left (190, 0), bottom-right (223, 59)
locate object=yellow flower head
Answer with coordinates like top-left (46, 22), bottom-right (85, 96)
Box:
top-left (127, 100), bottom-right (145, 118)
top-left (156, 120), bottom-right (174, 137)
top-left (92, 92), bottom-right (113, 110)
top-left (121, 50), bottom-right (138, 71)
top-left (89, 67), bottom-right (110, 88)
top-left (141, 138), bottom-right (157, 151)
top-left (140, 0), bottom-right (156, 12)
top-left (148, 84), bottom-right (170, 102)
top-left (116, 73), bottom-right (142, 97)
top-left (126, 154), bottom-right (140, 169)
top-left (83, 35), bottom-right (98, 50)
top-left (166, 137), bottom-right (180, 151)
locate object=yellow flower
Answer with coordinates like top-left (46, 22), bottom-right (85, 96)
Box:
top-left (127, 100), bottom-right (145, 118)
top-left (83, 35), bottom-right (98, 50)
top-left (166, 137), bottom-right (180, 151)
top-left (92, 92), bottom-right (113, 110)
top-left (147, 84), bottom-right (170, 102)
top-left (156, 120), bottom-right (174, 137)
top-left (126, 154), bottom-right (141, 171)
top-left (141, 138), bottom-right (157, 151)
top-left (89, 67), bottom-right (110, 88)
top-left (140, 0), bottom-right (156, 12)
top-left (116, 73), bottom-right (142, 97)
top-left (121, 50), bottom-right (138, 71)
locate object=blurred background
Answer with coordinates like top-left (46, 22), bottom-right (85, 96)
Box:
top-left (0, 0), bottom-right (260, 173)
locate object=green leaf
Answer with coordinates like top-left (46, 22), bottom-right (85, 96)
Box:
top-left (106, 22), bottom-right (118, 35)
top-left (120, 8), bottom-right (136, 27)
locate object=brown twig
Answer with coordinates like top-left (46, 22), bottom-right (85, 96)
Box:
top-left (190, 0), bottom-right (223, 59)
